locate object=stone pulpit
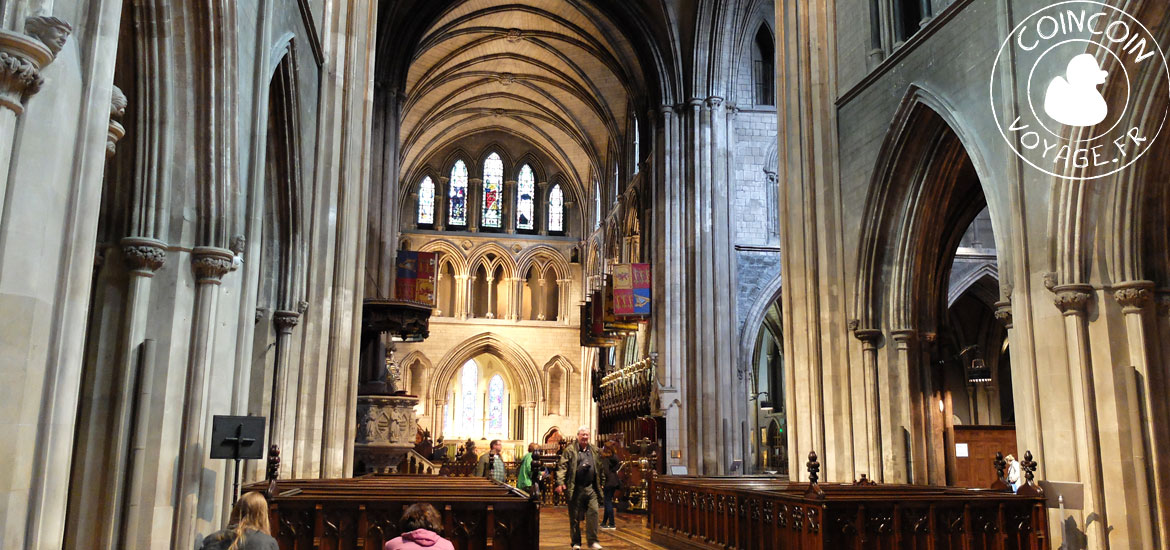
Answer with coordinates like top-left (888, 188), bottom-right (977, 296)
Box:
top-left (355, 299), bottom-right (432, 474)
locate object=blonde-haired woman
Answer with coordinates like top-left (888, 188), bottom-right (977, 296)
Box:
top-left (198, 491), bottom-right (279, 550)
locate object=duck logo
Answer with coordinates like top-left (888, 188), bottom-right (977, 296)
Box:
top-left (990, 1), bottom-right (1170, 180)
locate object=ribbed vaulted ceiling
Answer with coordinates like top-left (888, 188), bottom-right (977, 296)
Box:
top-left (400, 0), bottom-right (646, 195)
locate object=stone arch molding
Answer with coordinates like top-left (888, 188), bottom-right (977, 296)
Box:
top-left (517, 244), bottom-right (571, 280)
top-left (737, 272), bottom-right (783, 379)
top-left (428, 332), bottom-right (545, 408)
top-left (854, 84), bottom-right (1004, 331)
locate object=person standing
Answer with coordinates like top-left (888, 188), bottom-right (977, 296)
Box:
top-left (556, 427), bottom-right (605, 550)
top-left (517, 443), bottom-right (539, 495)
top-left (600, 446), bottom-right (621, 530)
top-left (474, 439), bottom-right (507, 483)
top-left (1005, 454), bottom-right (1022, 492)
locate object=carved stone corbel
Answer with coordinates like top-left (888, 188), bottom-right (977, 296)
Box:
top-left (1053, 284), bottom-right (1093, 316)
top-left (0, 31), bottom-right (50, 115)
top-left (121, 237), bottom-right (167, 276)
top-left (24, 16), bottom-right (71, 58)
top-left (1113, 281), bottom-right (1153, 314)
top-left (993, 300), bottom-right (1012, 329)
top-left (107, 85), bottom-right (127, 158)
top-left (273, 310), bottom-right (301, 335)
top-left (191, 247), bottom-right (234, 285)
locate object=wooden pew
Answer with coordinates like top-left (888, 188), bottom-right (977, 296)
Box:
top-left (648, 453), bottom-right (1048, 550)
top-left (246, 475), bottom-right (539, 550)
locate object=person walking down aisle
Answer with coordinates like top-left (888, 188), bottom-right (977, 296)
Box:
top-left (475, 439), bottom-right (507, 483)
top-left (600, 445), bottom-right (621, 530)
top-left (556, 427), bottom-right (605, 550)
top-left (384, 503), bottom-right (455, 550)
top-left (198, 491), bottom-right (279, 550)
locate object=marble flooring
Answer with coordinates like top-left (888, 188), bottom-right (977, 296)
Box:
top-left (538, 508), bottom-right (668, 550)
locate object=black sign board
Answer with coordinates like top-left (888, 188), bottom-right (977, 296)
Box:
top-left (211, 415), bottom-right (265, 460)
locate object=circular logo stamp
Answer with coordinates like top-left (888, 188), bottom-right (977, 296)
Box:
top-left (990, 0), bottom-right (1170, 180)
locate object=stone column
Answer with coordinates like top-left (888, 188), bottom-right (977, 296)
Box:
top-left (506, 276), bottom-right (520, 321)
top-left (272, 309), bottom-right (302, 478)
top-left (853, 327), bottom-right (883, 481)
top-left (1113, 281), bottom-right (1157, 548)
top-left (522, 402), bottom-right (537, 443)
top-left (106, 237), bottom-right (167, 548)
top-left (173, 247), bottom-right (234, 550)
top-left (468, 177), bottom-right (482, 231)
top-left (455, 274), bottom-right (468, 319)
top-left (504, 180), bottom-right (516, 233)
top-left (557, 278), bottom-right (570, 325)
top-left (889, 329), bottom-right (917, 483)
top-left (434, 270), bottom-right (445, 316)
top-left (866, 0), bottom-right (885, 69)
top-left (535, 278), bottom-right (546, 321)
top-left (537, 181), bottom-right (549, 235)
top-left (435, 177), bottom-right (448, 231)
top-left (485, 273), bottom-right (496, 319)
top-left (0, 21), bottom-right (55, 236)
top-left (1053, 284), bottom-right (1107, 549)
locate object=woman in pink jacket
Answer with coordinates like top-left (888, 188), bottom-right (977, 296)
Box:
top-left (385, 503), bottom-right (455, 550)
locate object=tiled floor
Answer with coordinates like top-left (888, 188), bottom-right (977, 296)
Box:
top-left (539, 508), bottom-right (668, 550)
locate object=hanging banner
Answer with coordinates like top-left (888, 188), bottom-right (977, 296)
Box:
top-left (613, 263), bottom-right (651, 317)
top-left (395, 250), bottom-right (437, 305)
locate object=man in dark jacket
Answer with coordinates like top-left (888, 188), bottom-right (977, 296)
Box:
top-left (556, 427), bottom-right (605, 550)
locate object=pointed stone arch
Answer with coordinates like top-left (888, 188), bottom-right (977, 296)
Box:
top-left (427, 333), bottom-right (545, 439)
top-left (467, 241), bottom-right (519, 278)
top-left (516, 245), bottom-right (570, 281)
top-left (543, 355), bottom-right (576, 416)
top-left (417, 239), bottom-right (469, 277)
top-left (947, 264), bottom-right (999, 308)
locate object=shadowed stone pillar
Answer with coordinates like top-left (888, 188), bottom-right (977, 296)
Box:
top-left (853, 327), bottom-right (883, 481)
top-left (889, 329), bottom-right (917, 483)
top-left (173, 247), bottom-right (234, 550)
top-left (1113, 281), bottom-right (1157, 548)
top-left (557, 278), bottom-right (570, 325)
top-left (1053, 284), bottom-right (1106, 549)
top-left (272, 309), bottom-right (302, 478)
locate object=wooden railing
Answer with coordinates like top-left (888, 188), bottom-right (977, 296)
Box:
top-left (649, 452), bottom-right (1048, 550)
top-left (250, 475), bottom-right (538, 550)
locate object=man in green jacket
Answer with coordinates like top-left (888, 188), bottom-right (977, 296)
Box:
top-left (517, 443), bottom-right (539, 494)
top-left (555, 427), bottom-right (605, 550)
top-left (474, 439), bottom-right (506, 483)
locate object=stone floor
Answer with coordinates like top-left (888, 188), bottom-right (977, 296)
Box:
top-left (538, 508), bottom-right (668, 550)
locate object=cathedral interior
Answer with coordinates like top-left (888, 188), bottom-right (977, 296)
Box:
top-left (0, 0), bottom-right (1167, 549)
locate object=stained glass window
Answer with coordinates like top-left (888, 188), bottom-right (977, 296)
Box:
top-left (458, 360), bottom-right (478, 435)
top-left (488, 374), bottom-right (505, 434)
top-left (593, 183), bottom-right (602, 230)
top-left (517, 164), bottom-right (535, 231)
top-left (448, 160), bottom-right (468, 226)
top-left (417, 176), bottom-right (435, 225)
top-left (482, 152), bottom-right (503, 228)
top-left (548, 184), bottom-right (564, 233)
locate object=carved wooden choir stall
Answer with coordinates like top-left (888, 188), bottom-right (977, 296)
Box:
top-left (249, 475), bottom-right (538, 550)
top-left (649, 452), bottom-right (1049, 550)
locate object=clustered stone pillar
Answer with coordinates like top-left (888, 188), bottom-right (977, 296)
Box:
top-left (174, 247), bottom-right (234, 550)
top-left (1112, 281), bottom-right (1157, 548)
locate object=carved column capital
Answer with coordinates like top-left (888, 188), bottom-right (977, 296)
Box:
top-left (1113, 281), bottom-right (1153, 313)
top-left (853, 328), bottom-right (882, 350)
top-left (1053, 284), bottom-right (1093, 316)
top-left (191, 246), bottom-right (234, 285)
top-left (890, 329), bottom-right (915, 350)
top-left (705, 96), bottom-right (724, 110)
top-left (121, 237), bottom-right (167, 275)
top-left (273, 310), bottom-right (301, 335)
top-left (0, 30), bottom-right (51, 114)
top-left (993, 300), bottom-right (1013, 328)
